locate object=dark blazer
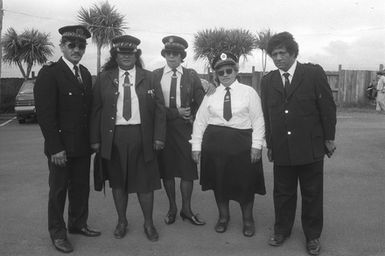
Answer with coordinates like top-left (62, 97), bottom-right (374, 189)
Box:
top-left (89, 67), bottom-right (166, 161)
top-left (34, 57), bottom-right (93, 157)
top-left (261, 62), bottom-right (336, 166)
top-left (153, 67), bottom-right (205, 120)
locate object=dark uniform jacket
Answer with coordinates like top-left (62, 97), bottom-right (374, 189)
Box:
top-left (89, 67), bottom-right (166, 161)
top-left (153, 67), bottom-right (205, 121)
top-left (261, 62), bottom-right (336, 166)
top-left (34, 57), bottom-right (93, 157)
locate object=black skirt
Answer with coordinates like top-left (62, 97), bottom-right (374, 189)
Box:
top-left (158, 118), bottom-right (198, 180)
top-left (200, 125), bottom-right (266, 203)
top-left (106, 125), bottom-right (161, 193)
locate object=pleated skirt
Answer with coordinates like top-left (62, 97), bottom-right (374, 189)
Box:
top-left (106, 125), bottom-right (161, 193)
top-left (158, 118), bottom-right (198, 181)
top-left (200, 125), bottom-right (266, 203)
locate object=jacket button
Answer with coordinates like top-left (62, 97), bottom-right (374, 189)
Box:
top-left (287, 131), bottom-right (291, 135)
top-left (111, 117), bottom-right (115, 120)
top-left (284, 110), bottom-right (289, 114)
top-left (109, 129), bottom-right (112, 133)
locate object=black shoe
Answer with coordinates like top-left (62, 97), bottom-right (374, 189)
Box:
top-left (52, 238), bottom-right (73, 253)
top-left (307, 238), bottom-right (321, 255)
top-left (268, 233), bottom-right (288, 246)
top-left (144, 225), bottom-right (159, 242)
top-left (242, 222), bottom-right (255, 237)
top-left (113, 222), bottom-right (127, 239)
top-left (214, 218), bottom-right (229, 233)
top-left (68, 226), bottom-right (101, 237)
top-left (164, 211), bottom-right (177, 225)
top-left (180, 211), bottom-right (206, 225)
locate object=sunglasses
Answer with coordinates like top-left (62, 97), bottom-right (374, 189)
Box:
top-left (165, 51), bottom-right (180, 57)
top-left (217, 68), bottom-right (233, 76)
top-left (67, 42), bottom-right (86, 50)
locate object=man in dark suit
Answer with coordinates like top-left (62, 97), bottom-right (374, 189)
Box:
top-left (34, 25), bottom-right (100, 253)
top-left (153, 35), bottom-right (206, 226)
top-left (260, 32), bottom-right (336, 256)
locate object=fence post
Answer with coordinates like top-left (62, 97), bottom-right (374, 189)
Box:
top-left (338, 64), bottom-right (343, 106)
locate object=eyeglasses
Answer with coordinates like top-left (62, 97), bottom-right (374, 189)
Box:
top-left (217, 68), bottom-right (233, 76)
top-left (165, 51), bottom-right (180, 57)
top-left (67, 42), bottom-right (86, 50)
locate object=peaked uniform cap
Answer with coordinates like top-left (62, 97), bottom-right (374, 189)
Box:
top-left (112, 35), bottom-right (141, 53)
top-left (161, 35), bottom-right (188, 59)
top-left (58, 25), bottom-right (91, 42)
top-left (211, 51), bottom-right (239, 70)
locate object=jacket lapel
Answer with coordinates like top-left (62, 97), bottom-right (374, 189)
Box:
top-left (106, 68), bottom-right (119, 91)
top-left (58, 58), bottom-right (80, 88)
top-left (271, 70), bottom-right (285, 95)
top-left (286, 62), bottom-right (304, 99)
top-left (180, 67), bottom-right (190, 107)
top-left (135, 67), bottom-right (145, 89)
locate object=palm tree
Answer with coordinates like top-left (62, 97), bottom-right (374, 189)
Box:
top-left (255, 29), bottom-right (275, 75)
top-left (2, 27), bottom-right (53, 79)
top-left (78, 1), bottom-right (126, 73)
top-left (193, 28), bottom-right (257, 73)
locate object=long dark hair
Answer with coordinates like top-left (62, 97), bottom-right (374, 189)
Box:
top-left (102, 48), bottom-right (144, 71)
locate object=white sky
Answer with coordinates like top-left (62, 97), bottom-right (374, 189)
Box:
top-left (2, 0), bottom-right (385, 77)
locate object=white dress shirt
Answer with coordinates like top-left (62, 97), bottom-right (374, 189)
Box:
top-left (62, 56), bottom-right (83, 82)
top-left (190, 80), bottom-right (265, 151)
top-left (160, 65), bottom-right (183, 107)
top-left (279, 60), bottom-right (297, 85)
top-left (115, 66), bottom-right (141, 125)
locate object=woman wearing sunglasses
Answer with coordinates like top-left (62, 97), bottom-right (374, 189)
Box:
top-left (190, 51), bottom-right (266, 237)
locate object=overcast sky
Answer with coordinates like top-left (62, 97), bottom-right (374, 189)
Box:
top-left (2, 0), bottom-right (385, 77)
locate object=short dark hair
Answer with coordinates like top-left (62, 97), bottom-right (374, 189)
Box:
top-left (267, 32), bottom-right (299, 58)
top-left (102, 48), bottom-right (144, 72)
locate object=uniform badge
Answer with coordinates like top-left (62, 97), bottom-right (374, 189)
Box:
top-left (76, 28), bottom-right (83, 35)
top-left (220, 53), bottom-right (227, 60)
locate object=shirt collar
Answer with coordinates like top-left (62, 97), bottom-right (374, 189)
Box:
top-left (220, 80), bottom-right (239, 90)
top-left (164, 65), bottom-right (183, 74)
top-left (119, 66), bottom-right (136, 77)
top-left (62, 56), bottom-right (79, 71)
top-left (279, 60), bottom-right (297, 78)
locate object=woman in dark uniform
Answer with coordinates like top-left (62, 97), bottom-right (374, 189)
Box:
top-left (90, 35), bottom-right (166, 242)
top-left (191, 51), bottom-right (266, 237)
top-left (153, 35), bottom-right (206, 225)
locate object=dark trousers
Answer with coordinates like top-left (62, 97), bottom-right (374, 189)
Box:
top-left (273, 160), bottom-right (323, 240)
top-left (48, 156), bottom-right (90, 240)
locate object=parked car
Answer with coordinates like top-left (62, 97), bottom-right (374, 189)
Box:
top-left (14, 79), bottom-right (36, 123)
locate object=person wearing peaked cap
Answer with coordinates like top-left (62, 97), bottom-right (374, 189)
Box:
top-left (34, 25), bottom-right (100, 253)
top-left (190, 50), bottom-right (266, 237)
top-left (261, 32), bottom-right (336, 255)
top-left (153, 35), bottom-right (206, 227)
top-left (375, 70), bottom-right (385, 112)
top-left (90, 35), bottom-right (166, 242)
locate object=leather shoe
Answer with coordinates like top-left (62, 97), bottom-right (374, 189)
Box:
top-left (180, 211), bottom-right (206, 225)
top-left (214, 218), bottom-right (229, 233)
top-left (242, 222), bottom-right (255, 237)
top-left (268, 233), bottom-right (288, 246)
top-left (306, 238), bottom-right (321, 255)
top-left (164, 211), bottom-right (177, 225)
top-left (52, 238), bottom-right (73, 253)
top-left (68, 226), bottom-right (101, 237)
top-left (114, 222), bottom-right (127, 239)
top-left (144, 225), bottom-right (159, 242)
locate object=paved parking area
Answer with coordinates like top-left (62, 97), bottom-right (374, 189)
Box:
top-left (0, 109), bottom-right (384, 256)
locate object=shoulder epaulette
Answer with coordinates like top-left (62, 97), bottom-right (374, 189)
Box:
top-left (43, 61), bottom-right (56, 67)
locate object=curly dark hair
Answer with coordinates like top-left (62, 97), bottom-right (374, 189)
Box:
top-left (102, 48), bottom-right (144, 72)
top-left (267, 32), bottom-right (299, 58)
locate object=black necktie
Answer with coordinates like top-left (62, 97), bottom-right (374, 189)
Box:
top-left (169, 68), bottom-right (177, 108)
top-left (73, 65), bottom-right (83, 85)
top-left (123, 71), bottom-right (131, 121)
top-left (283, 72), bottom-right (290, 97)
top-left (223, 87), bottom-right (232, 121)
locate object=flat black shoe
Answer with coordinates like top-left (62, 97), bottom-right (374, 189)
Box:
top-left (52, 238), bottom-right (73, 253)
top-left (242, 222), bottom-right (255, 237)
top-left (268, 233), bottom-right (288, 246)
top-left (68, 226), bottom-right (101, 237)
top-left (306, 238), bottom-right (321, 255)
top-left (113, 222), bottom-right (127, 239)
top-left (180, 211), bottom-right (206, 225)
top-left (214, 218), bottom-right (229, 233)
top-left (144, 225), bottom-right (159, 242)
top-left (164, 211), bottom-right (177, 225)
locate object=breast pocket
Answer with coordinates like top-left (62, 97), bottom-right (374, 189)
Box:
top-left (296, 94), bottom-right (317, 116)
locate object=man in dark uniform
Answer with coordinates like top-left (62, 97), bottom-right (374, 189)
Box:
top-left (153, 36), bottom-right (206, 226)
top-left (34, 25), bottom-right (101, 253)
top-left (260, 32), bottom-right (337, 256)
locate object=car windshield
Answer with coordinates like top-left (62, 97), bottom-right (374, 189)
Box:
top-left (19, 81), bottom-right (35, 94)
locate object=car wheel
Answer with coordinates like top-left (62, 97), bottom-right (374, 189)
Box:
top-left (18, 118), bottom-right (26, 124)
